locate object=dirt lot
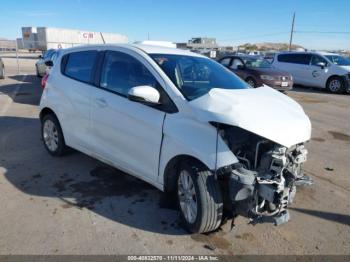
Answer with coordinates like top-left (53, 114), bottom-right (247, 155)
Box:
top-left (0, 53), bottom-right (349, 255)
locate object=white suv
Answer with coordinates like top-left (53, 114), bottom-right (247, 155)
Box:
top-left (272, 51), bottom-right (350, 93)
top-left (39, 44), bottom-right (311, 233)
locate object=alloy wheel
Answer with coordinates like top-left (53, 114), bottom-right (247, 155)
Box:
top-left (43, 119), bottom-right (59, 152)
top-left (329, 79), bottom-right (342, 93)
top-left (178, 171), bottom-right (197, 224)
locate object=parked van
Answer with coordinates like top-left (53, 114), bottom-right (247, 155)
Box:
top-left (39, 44), bottom-right (311, 233)
top-left (272, 52), bottom-right (350, 93)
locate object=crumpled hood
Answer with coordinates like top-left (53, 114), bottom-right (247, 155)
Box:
top-left (189, 86), bottom-right (311, 148)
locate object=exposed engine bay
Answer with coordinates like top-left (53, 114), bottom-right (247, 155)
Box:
top-left (216, 125), bottom-right (310, 225)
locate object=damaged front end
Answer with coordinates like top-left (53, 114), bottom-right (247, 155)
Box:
top-left (215, 125), bottom-right (310, 225)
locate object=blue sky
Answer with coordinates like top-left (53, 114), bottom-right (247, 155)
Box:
top-left (1, 0), bottom-right (349, 50)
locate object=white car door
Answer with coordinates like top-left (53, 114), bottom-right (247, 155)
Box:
top-left (90, 50), bottom-right (168, 182)
top-left (58, 50), bottom-right (98, 150)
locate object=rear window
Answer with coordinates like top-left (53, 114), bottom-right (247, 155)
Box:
top-left (63, 50), bottom-right (98, 83)
top-left (278, 54), bottom-right (311, 65)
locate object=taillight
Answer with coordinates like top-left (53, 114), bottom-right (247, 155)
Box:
top-left (41, 73), bottom-right (49, 89)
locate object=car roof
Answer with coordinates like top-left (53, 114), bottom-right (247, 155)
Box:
top-left (316, 51), bottom-right (339, 56)
top-left (132, 44), bottom-right (202, 56)
top-left (60, 43), bottom-right (204, 58)
top-left (276, 51), bottom-right (340, 56)
top-left (219, 54), bottom-right (262, 59)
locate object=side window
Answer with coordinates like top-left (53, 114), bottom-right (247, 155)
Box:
top-left (311, 55), bottom-right (327, 66)
top-left (64, 50), bottom-right (97, 83)
top-left (230, 58), bottom-right (243, 69)
top-left (278, 54), bottom-right (293, 63)
top-left (278, 54), bottom-right (311, 65)
top-left (100, 51), bottom-right (158, 96)
top-left (220, 58), bottom-right (231, 66)
top-left (293, 54), bottom-right (311, 65)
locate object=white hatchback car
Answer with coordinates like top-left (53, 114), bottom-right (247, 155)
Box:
top-left (272, 51), bottom-right (350, 93)
top-left (39, 44), bottom-right (311, 233)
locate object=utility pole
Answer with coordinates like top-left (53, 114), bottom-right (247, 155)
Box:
top-left (100, 32), bottom-right (106, 44)
top-left (289, 12), bottom-right (295, 51)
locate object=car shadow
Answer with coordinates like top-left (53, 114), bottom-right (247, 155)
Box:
top-left (290, 208), bottom-right (350, 226)
top-left (289, 85), bottom-right (348, 96)
top-left (0, 116), bottom-right (186, 235)
top-left (0, 75), bottom-right (42, 106)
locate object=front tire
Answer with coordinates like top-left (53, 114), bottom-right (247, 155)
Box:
top-left (41, 114), bottom-right (67, 156)
top-left (177, 161), bottom-right (223, 233)
top-left (326, 76), bottom-right (344, 94)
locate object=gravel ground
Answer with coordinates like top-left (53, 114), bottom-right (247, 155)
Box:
top-left (0, 54), bottom-right (349, 255)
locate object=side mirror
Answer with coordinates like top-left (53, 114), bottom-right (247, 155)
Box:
top-left (316, 62), bottom-right (326, 69)
top-left (38, 55), bottom-right (43, 59)
top-left (237, 64), bottom-right (245, 70)
top-left (128, 85), bottom-right (160, 105)
top-left (45, 60), bottom-right (53, 67)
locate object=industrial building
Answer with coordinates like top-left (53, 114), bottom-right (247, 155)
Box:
top-left (19, 26), bottom-right (128, 51)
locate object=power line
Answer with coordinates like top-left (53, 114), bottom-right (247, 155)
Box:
top-left (219, 32), bottom-right (289, 41)
top-left (295, 31), bottom-right (350, 34)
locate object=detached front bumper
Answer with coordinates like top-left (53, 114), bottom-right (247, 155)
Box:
top-left (226, 166), bottom-right (294, 225)
top-left (219, 144), bottom-right (308, 226)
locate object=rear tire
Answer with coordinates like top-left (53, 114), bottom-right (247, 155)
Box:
top-left (177, 161), bottom-right (223, 233)
top-left (41, 114), bottom-right (67, 156)
top-left (326, 76), bottom-right (344, 94)
top-left (246, 77), bottom-right (257, 88)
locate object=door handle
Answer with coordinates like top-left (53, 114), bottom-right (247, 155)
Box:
top-left (95, 97), bottom-right (108, 108)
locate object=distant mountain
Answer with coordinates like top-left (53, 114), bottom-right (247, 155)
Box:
top-left (238, 42), bottom-right (304, 51)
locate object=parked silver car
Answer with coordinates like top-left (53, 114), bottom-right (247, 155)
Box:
top-left (35, 49), bottom-right (57, 77)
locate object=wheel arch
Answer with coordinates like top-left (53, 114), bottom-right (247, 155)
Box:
top-left (39, 107), bottom-right (58, 122)
top-left (163, 154), bottom-right (210, 193)
top-left (326, 74), bottom-right (343, 85)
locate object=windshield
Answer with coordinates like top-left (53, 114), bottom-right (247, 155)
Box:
top-left (151, 54), bottom-right (249, 100)
top-left (242, 57), bottom-right (272, 68)
top-left (325, 55), bottom-right (350, 66)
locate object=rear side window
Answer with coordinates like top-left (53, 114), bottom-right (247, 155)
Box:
top-left (220, 58), bottom-right (231, 66)
top-left (64, 50), bottom-right (97, 83)
top-left (278, 54), bottom-right (311, 65)
top-left (230, 58), bottom-right (244, 69)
